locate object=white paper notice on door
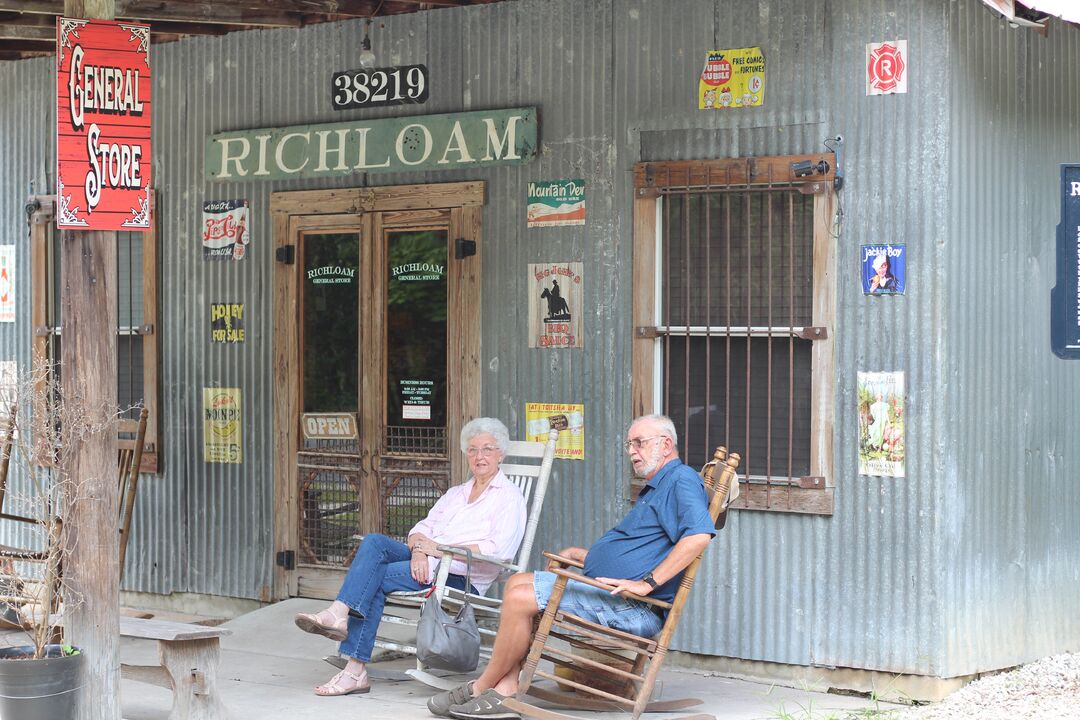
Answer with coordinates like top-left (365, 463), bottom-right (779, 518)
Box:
top-left (402, 405), bottom-right (431, 420)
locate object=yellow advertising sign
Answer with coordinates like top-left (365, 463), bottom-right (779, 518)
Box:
top-left (525, 402), bottom-right (584, 460)
top-left (698, 47), bottom-right (765, 110)
top-left (204, 387), bottom-right (242, 464)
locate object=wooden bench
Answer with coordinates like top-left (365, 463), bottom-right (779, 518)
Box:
top-left (119, 616), bottom-right (231, 720)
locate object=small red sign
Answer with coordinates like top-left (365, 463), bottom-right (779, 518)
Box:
top-left (867, 42), bottom-right (906, 94)
top-left (56, 18), bottom-right (152, 230)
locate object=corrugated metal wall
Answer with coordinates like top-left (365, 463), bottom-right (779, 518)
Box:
top-left (2, 0), bottom-right (1079, 677)
top-left (944, 1), bottom-right (1080, 677)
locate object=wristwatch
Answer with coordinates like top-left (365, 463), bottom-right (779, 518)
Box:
top-left (642, 572), bottom-right (658, 590)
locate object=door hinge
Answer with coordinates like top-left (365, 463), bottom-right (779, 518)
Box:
top-left (275, 244), bottom-right (296, 264)
top-left (275, 550), bottom-right (296, 570)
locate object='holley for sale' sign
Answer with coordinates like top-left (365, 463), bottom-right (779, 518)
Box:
top-left (57, 18), bottom-right (152, 230)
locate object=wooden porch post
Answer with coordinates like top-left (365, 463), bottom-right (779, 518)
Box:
top-left (61, 1), bottom-right (120, 719)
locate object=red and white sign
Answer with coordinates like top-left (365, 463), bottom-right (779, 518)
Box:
top-left (56, 18), bottom-right (151, 230)
top-left (866, 40), bottom-right (907, 96)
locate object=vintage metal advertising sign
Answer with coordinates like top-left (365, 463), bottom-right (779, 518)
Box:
top-left (525, 402), bottom-right (584, 460)
top-left (205, 107), bottom-right (537, 180)
top-left (202, 199), bottom-right (250, 260)
top-left (56, 18), bottom-right (152, 230)
top-left (1051, 164), bottom-right (1080, 358)
top-left (698, 47), bottom-right (765, 109)
top-left (527, 180), bottom-right (585, 227)
top-left (204, 387), bottom-right (242, 464)
top-left (528, 262), bottom-right (583, 349)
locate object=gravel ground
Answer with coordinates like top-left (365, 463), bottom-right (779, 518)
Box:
top-left (890, 652), bottom-right (1080, 720)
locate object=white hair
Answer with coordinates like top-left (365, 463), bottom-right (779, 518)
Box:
top-left (460, 417), bottom-right (511, 454)
top-left (629, 414), bottom-right (678, 447)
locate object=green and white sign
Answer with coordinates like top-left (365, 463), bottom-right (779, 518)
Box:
top-left (206, 107), bottom-right (537, 181)
top-left (527, 179), bottom-right (586, 227)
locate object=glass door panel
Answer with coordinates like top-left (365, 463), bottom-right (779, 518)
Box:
top-left (297, 231), bottom-right (364, 566)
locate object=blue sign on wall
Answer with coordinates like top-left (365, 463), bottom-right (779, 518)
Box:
top-left (1051, 164), bottom-right (1080, 358)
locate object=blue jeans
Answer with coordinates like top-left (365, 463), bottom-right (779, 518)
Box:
top-left (337, 533), bottom-right (474, 662)
top-left (532, 571), bottom-right (664, 639)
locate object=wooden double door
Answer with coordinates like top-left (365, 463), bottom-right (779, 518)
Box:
top-left (272, 183), bottom-right (482, 599)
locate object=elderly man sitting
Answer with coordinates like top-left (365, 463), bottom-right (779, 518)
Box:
top-left (428, 413), bottom-right (716, 720)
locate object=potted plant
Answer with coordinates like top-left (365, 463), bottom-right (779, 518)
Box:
top-left (0, 367), bottom-right (110, 719)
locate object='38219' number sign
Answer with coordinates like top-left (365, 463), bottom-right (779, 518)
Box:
top-left (332, 64), bottom-right (429, 110)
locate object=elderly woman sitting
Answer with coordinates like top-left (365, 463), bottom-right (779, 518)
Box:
top-left (294, 417), bottom-right (527, 697)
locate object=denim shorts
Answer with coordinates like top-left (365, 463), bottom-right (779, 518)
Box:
top-left (532, 571), bottom-right (663, 639)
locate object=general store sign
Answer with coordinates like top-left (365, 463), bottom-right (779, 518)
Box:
top-left (56, 18), bottom-right (152, 230)
top-left (1051, 164), bottom-right (1080, 358)
top-left (205, 107), bottom-right (537, 181)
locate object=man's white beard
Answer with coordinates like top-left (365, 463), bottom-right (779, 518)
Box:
top-left (633, 444), bottom-right (664, 478)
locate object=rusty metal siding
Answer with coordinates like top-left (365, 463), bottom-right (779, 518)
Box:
top-left (1, 0), bottom-right (1079, 680)
top-left (944, 1), bottom-right (1080, 677)
top-left (611, 0), bottom-right (950, 676)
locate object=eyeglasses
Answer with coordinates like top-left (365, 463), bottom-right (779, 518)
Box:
top-left (466, 445), bottom-right (501, 457)
top-left (622, 435), bottom-right (664, 451)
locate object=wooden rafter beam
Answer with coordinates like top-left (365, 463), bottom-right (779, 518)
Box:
top-left (0, 25), bottom-right (54, 40)
top-left (0, 1), bottom-right (304, 27)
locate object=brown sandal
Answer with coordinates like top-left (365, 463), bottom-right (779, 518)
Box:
top-left (314, 668), bottom-right (370, 697)
top-left (295, 610), bottom-right (348, 642)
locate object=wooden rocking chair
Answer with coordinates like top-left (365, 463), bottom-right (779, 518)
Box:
top-left (0, 405), bottom-right (149, 626)
top-left (501, 446), bottom-right (741, 720)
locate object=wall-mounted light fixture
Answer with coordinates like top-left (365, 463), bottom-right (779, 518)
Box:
top-left (359, 18), bottom-right (376, 68)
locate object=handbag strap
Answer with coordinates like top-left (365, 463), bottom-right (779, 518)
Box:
top-left (459, 547), bottom-right (473, 592)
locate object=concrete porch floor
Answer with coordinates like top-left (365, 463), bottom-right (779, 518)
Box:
top-left (14, 598), bottom-right (905, 719)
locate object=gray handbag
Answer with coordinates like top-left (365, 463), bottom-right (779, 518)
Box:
top-left (416, 547), bottom-right (481, 672)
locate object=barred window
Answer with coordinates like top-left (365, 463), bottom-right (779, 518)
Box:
top-left (30, 196), bottom-right (160, 471)
top-left (632, 156), bottom-right (836, 514)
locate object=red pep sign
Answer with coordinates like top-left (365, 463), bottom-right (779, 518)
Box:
top-left (56, 18), bottom-right (151, 230)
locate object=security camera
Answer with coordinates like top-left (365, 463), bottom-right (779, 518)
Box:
top-left (791, 159), bottom-right (830, 178)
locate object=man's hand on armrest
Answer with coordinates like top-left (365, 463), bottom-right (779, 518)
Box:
top-left (557, 546), bottom-right (588, 563)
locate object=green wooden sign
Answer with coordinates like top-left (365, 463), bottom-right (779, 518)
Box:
top-left (205, 107), bottom-right (537, 181)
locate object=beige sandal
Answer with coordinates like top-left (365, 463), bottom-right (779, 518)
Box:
top-left (295, 609), bottom-right (348, 642)
top-left (314, 667), bottom-right (371, 697)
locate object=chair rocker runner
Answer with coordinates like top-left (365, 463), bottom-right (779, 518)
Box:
top-left (500, 446), bottom-right (741, 720)
top-left (373, 428), bottom-right (559, 689)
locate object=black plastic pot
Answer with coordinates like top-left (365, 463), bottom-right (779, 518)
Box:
top-left (0, 644), bottom-right (84, 720)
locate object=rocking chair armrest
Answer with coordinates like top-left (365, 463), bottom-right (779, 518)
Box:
top-left (548, 567), bottom-right (673, 610)
top-left (435, 544), bottom-right (515, 569)
top-left (542, 551), bottom-right (585, 570)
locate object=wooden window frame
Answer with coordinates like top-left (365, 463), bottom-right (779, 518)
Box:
top-left (29, 195), bottom-right (160, 473)
top-left (631, 155), bottom-right (836, 515)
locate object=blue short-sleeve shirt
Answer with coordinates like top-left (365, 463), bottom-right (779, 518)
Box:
top-left (582, 459), bottom-right (716, 603)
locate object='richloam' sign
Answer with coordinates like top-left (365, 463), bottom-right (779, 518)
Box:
top-left (1051, 164), bottom-right (1080, 358)
top-left (56, 18), bottom-right (152, 230)
top-left (205, 107), bottom-right (537, 180)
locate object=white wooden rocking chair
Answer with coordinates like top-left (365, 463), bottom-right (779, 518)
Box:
top-left (367, 429), bottom-right (559, 688)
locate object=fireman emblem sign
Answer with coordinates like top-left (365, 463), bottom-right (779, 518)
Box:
top-left (866, 40), bottom-right (907, 96)
top-left (56, 18), bottom-right (152, 230)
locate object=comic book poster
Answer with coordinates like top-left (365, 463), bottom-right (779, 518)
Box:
top-left (698, 47), bottom-right (765, 109)
top-left (528, 263), bottom-right (582, 348)
top-left (202, 199), bottom-right (250, 260)
top-left (204, 387), bottom-right (242, 463)
top-left (857, 371), bottom-right (905, 478)
top-left (861, 244), bottom-right (906, 295)
top-left (525, 402), bottom-right (584, 460)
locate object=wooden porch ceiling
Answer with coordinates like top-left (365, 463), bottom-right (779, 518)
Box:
top-left (0, 0), bottom-right (508, 61)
